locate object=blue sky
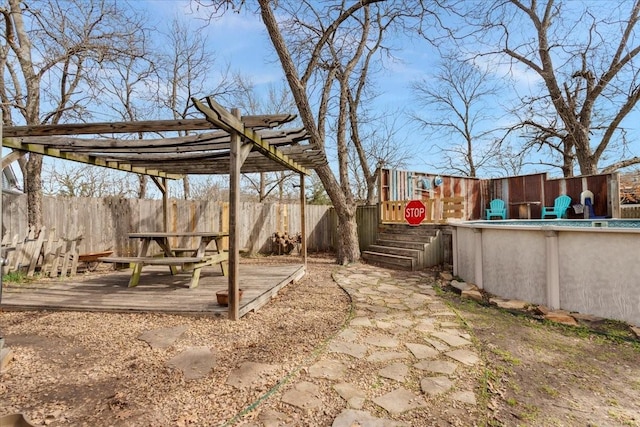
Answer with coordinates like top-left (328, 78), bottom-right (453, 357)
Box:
top-left (134, 0), bottom-right (640, 178)
top-left (134, 1), bottom-right (445, 170)
top-left (5, 0), bottom-right (640, 186)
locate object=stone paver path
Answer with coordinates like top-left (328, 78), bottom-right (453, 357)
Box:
top-left (263, 263), bottom-right (482, 425)
top-left (148, 263), bottom-right (483, 425)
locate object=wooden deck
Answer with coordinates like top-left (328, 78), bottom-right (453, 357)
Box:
top-left (0, 264), bottom-right (305, 318)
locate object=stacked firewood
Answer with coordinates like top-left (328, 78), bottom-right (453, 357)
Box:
top-left (271, 231), bottom-right (302, 255)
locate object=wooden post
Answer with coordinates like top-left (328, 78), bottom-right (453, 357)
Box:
top-left (227, 108), bottom-right (254, 320)
top-left (162, 178), bottom-right (169, 232)
top-left (610, 172), bottom-right (620, 218)
top-left (221, 202), bottom-right (229, 250)
top-left (228, 109), bottom-right (241, 321)
top-left (0, 112), bottom-right (3, 305)
top-left (300, 172), bottom-right (307, 268)
top-left (150, 176), bottom-right (169, 232)
top-left (378, 167), bottom-right (384, 222)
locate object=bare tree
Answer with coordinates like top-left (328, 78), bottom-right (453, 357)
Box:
top-left (305, 172), bottom-right (331, 205)
top-left (411, 55), bottom-right (501, 177)
top-left (327, 5), bottom-right (404, 206)
top-left (187, 175), bottom-right (228, 200)
top-left (156, 14), bottom-right (237, 199)
top-left (195, 0), bottom-right (442, 263)
top-left (259, 0), bottom-right (384, 263)
top-left (466, 0), bottom-right (640, 176)
top-left (347, 113), bottom-right (410, 202)
top-left (42, 163), bottom-right (137, 197)
top-left (231, 75), bottom-right (300, 202)
top-left (98, 36), bottom-right (157, 198)
top-left (1, 0), bottom-right (149, 228)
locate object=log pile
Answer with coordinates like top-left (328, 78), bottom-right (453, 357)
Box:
top-left (270, 231), bottom-right (301, 255)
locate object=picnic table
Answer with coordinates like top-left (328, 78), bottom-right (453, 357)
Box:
top-left (99, 231), bottom-right (229, 289)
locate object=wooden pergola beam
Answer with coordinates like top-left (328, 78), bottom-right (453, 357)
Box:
top-left (1, 149), bottom-right (26, 169)
top-left (192, 97), bottom-right (309, 175)
top-left (2, 137), bottom-right (183, 179)
top-left (1, 115), bottom-right (297, 137)
top-left (14, 128), bottom-right (309, 149)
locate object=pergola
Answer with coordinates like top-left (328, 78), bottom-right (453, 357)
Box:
top-left (0, 96), bottom-right (327, 320)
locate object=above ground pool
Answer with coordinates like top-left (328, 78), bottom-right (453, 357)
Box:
top-left (467, 219), bottom-right (640, 228)
top-left (451, 219), bottom-right (640, 326)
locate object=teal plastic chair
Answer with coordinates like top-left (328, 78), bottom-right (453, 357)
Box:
top-left (486, 199), bottom-right (506, 219)
top-left (541, 195), bottom-right (571, 219)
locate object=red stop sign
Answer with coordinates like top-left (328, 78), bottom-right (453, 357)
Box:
top-left (405, 200), bottom-right (426, 226)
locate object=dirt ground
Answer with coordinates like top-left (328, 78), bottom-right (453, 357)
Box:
top-left (1, 254), bottom-right (639, 426)
top-left (438, 289), bottom-right (640, 426)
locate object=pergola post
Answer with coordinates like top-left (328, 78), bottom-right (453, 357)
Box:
top-left (162, 178), bottom-right (169, 232)
top-left (150, 176), bottom-right (169, 232)
top-left (226, 107), bottom-right (255, 319)
top-left (300, 172), bottom-right (307, 268)
top-left (228, 109), bottom-right (242, 320)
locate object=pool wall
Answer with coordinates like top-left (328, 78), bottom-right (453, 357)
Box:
top-left (452, 221), bottom-right (640, 326)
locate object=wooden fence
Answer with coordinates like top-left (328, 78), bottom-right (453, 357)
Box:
top-left (357, 205), bottom-right (378, 251)
top-left (2, 194), bottom-right (336, 257)
top-left (1, 226), bottom-right (86, 277)
top-left (380, 168), bottom-right (621, 221)
top-left (621, 205), bottom-right (640, 218)
top-left (379, 197), bottom-right (465, 224)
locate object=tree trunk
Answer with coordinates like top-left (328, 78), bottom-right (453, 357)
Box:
top-left (259, 172), bottom-right (266, 202)
top-left (138, 175), bottom-right (147, 199)
top-left (574, 129), bottom-right (598, 175)
top-left (25, 154), bottom-right (43, 229)
top-left (365, 167), bottom-right (380, 205)
top-left (335, 204), bottom-right (359, 264)
top-left (258, 1), bottom-right (362, 264)
top-left (182, 176), bottom-right (190, 200)
top-left (316, 163), bottom-right (360, 264)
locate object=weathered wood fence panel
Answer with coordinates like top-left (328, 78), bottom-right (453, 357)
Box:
top-left (621, 205), bottom-right (640, 218)
top-left (2, 195), bottom-right (336, 256)
top-left (1, 226), bottom-right (85, 277)
top-left (356, 205), bottom-right (378, 252)
top-left (2, 193), bottom-right (27, 240)
top-left (487, 172), bottom-right (619, 219)
top-left (379, 169), bottom-right (482, 221)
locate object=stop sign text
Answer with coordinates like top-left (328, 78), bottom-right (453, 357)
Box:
top-left (405, 200), bottom-right (426, 226)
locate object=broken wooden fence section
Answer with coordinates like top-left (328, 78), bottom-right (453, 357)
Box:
top-left (1, 226), bottom-right (84, 277)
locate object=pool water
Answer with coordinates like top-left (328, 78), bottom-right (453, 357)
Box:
top-left (471, 219), bottom-right (640, 228)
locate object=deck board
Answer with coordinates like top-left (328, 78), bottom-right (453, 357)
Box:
top-left (0, 264), bottom-right (305, 317)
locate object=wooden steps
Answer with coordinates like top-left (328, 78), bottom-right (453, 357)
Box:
top-left (375, 239), bottom-right (429, 251)
top-left (361, 251), bottom-right (415, 270)
top-left (362, 224), bottom-right (443, 271)
top-left (367, 244), bottom-right (423, 268)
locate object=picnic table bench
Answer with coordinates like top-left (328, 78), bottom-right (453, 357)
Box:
top-left (99, 232), bottom-right (228, 289)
